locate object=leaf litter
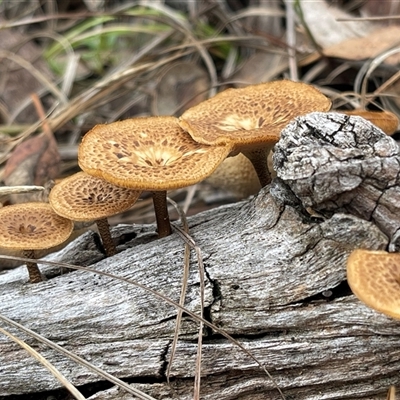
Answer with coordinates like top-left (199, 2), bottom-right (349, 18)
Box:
top-left (0, 0), bottom-right (399, 399)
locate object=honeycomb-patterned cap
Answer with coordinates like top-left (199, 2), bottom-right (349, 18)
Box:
top-left (49, 172), bottom-right (141, 221)
top-left (347, 249), bottom-right (400, 320)
top-left (340, 109), bottom-right (399, 135)
top-left (0, 202), bottom-right (73, 250)
top-left (78, 116), bottom-right (232, 190)
top-left (178, 80), bottom-right (331, 147)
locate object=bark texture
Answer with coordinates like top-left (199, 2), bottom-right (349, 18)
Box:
top-left (274, 112), bottom-right (400, 251)
top-left (0, 112), bottom-right (400, 400)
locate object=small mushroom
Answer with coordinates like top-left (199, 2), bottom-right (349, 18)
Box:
top-left (179, 80), bottom-right (331, 187)
top-left (0, 202), bottom-right (73, 283)
top-left (206, 153), bottom-right (261, 199)
top-left (78, 116), bottom-right (232, 237)
top-left (49, 172), bottom-right (141, 256)
top-left (338, 109), bottom-right (399, 135)
top-left (347, 249), bottom-right (400, 320)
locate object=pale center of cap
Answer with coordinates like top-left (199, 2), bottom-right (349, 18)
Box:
top-left (108, 141), bottom-right (207, 168)
top-left (216, 115), bottom-right (266, 131)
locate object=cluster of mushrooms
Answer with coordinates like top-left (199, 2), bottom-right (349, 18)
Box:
top-left (0, 80), bottom-right (333, 283)
top-left (1, 77), bottom-right (400, 327)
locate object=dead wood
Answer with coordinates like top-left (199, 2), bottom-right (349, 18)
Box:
top-left (1, 112), bottom-right (400, 399)
top-left (274, 111), bottom-right (400, 251)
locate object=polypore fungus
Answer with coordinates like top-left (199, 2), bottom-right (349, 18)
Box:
top-left (0, 202), bottom-right (73, 283)
top-left (78, 116), bottom-right (232, 237)
top-left (179, 80), bottom-right (331, 186)
top-left (49, 172), bottom-right (141, 256)
top-left (347, 248), bottom-right (400, 320)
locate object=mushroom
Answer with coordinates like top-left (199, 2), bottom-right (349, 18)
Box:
top-left (387, 386), bottom-right (396, 400)
top-left (339, 109), bottom-right (398, 135)
top-left (78, 116), bottom-right (232, 237)
top-left (178, 79), bottom-right (332, 186)
top-left (206, 153), bottom-right (261, 199)
top-left (347, 248), bottom-right (400, 320)
top-left (49, 172), bottom-right (141, 256)
top-left (0, 202), bottom-right (73, 283)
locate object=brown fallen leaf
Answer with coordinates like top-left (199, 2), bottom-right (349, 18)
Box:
top-left (323, 26), bottom-right (400, 65)
top-left (3, 93), bottom-right (61, 203)
top-left (3, 132), bottom-right (60, 202)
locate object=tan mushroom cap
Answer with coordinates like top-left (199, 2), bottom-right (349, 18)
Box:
top-left (0, 202), bottom-right (73, 250)
top-left (340, 109), bottom-right (399, 135)
top-left (78, 116), bottom-right (232, 190)
top-left (347, 249), bottom-right (400, 319)
top-left (206, 153), bottom-right (261, 199)
top-left (178, 80), bottom-right (332, 148)
top-left (49, 172), bottom-right (141, 221)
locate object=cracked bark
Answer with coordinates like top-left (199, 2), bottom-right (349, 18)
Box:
top-left (1, 112), bottom-right (400, 399)
top-left (274, 111), bottom-right (400, 251)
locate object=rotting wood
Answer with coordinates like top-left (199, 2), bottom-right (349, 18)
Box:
top-left (1, 112), bottom-right (400, 399)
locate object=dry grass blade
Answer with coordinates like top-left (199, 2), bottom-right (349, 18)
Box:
top-left (167, 197), bottom-right (205, 400)
top-left (0, 314), bottom-right (157, 400)
top-left (0, 325), bottom-right (86, 400)
top-left (360, 48), bottom-right (400, 108)
top-left (165, 197), bottom-right (191, 383)
top-left (139, 2), bottom-right (218, 97)
top-left (336, 16), bottom-right (400, 22)
top-left (47, 51), bottom-right (191, 132)
top-left (0, 185), bottom-right (44, 195)
top-left (371, 71), bottom-right (400, 102)
top-left (226, 6), bottom-right (284, 26)
top-left (0, 49), bottom-right (67, 105)
top-left (0, 254), bottom-right (286, 400)
top-left (285, 0), bottom-right (298, 81)
top-left (0, 12), bottom-right (106, 29)
top-left (171, 223), bottom-right (205, 400)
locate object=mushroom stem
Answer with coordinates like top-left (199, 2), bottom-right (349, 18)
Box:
top-left (95, 218), bottom-right (117, 257)
top-left (152, 191), bottom-right (172, 238)
top-left (242, 147), bottom-right (272, 187)
top-left (23, 249), bottom-right (43, 283)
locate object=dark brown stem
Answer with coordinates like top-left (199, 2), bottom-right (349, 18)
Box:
top-left (242, 147), bottom-right (272, 187)
top-left (96, 218), bottom-right (117, 257)
top-left (152, 191), bottom-right (172, 238)
top-left (23, 249), bottom-right (43, 283)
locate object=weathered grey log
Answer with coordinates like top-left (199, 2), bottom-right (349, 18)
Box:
top-left (274, 112), bottom-right (400, 251)
top-left (0, 187), bottom-right (397, 400)
top-left (1, 112), bottom-right (400, 399)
